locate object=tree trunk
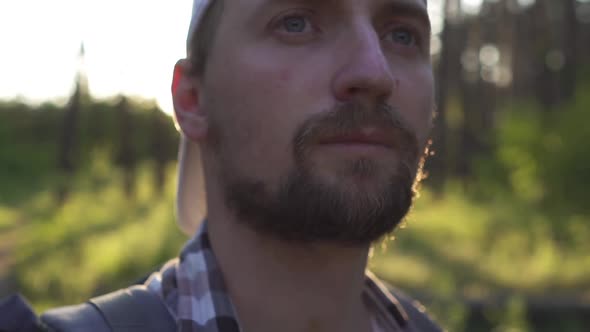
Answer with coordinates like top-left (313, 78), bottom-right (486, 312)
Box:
top-left (56, 78), bottom-right (82, 203)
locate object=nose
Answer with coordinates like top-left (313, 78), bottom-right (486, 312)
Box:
top-left (332, 26), bottom-right (396, 102)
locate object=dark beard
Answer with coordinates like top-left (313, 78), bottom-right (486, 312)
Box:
top-left (221, 101), bottom-right (423, 247)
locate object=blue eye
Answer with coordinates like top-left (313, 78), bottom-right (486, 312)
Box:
top-left (391, 28), bottom-right (416, 46)
top-left (282, 16), bottom-right (307, 33)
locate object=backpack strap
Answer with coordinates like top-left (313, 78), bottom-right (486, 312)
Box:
top-left (41, 302), bottom-right (109, 332)
top-left (0, 293), bottom-right (48, 332)
top-left (391, 289), bottom-right (444, 332)
top-left (365, 272), bottom-right (443, 332)
top-left (41, 285), bottom-right (176, 332)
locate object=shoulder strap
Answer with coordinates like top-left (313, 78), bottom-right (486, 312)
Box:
top-left (389, 289), bottom-right (444, 332)
top-left (90, 285), bottom-right (176, 332)
top-left (41, 302), bottom-right (109, 332)
top-left (0, 294), bottom-right (49, 332)
top-left (365, 272), bottom-right (443, 332)
top-left (41, 285), bottom-right (176, 332)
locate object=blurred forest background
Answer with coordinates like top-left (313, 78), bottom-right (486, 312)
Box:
top-left (1, 0), bottom-right (589, 331)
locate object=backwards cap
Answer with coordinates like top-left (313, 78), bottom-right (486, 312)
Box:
top-left (187, 0), bottom-right (215, 53)
top-left (175, 0), bottom-right (216, 236)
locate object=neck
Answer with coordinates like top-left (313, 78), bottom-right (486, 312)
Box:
top-left (207, 207), bottom-right (373, 332)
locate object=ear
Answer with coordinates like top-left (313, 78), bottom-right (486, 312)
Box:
top-left (172, 59), bottom-right (207, 142)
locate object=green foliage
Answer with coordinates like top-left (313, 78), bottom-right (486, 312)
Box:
top-left (0, 102), bottom-right (61, 203)
top-left (369, 83), bottom-right (590, 330)
top-left (468, 81), bottom-right (590, 246)
top-left (0, 98), bottom-right (183, 309)
top-left (370, 184), bottom-right (590, 331)
top-left (0, 98), bottom-right (179, 172)
top-left (372, 185), bottom-right (590, 293)
top-left (8, 160), bottom-right (187, 311)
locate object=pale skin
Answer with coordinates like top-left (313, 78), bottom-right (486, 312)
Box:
top-left (173, 0), bottom-right (433, 331)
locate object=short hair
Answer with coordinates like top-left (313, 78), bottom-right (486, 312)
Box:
top-left (187, 0), bottom-right (225, 76)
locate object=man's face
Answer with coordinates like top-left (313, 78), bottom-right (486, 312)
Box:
top-left (198, 0), bottom-right (434, 245)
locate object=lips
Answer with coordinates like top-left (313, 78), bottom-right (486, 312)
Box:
top-left (317, 127), bottom-right (395, 149)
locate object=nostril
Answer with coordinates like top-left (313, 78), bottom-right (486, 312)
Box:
top-left (347, 86), bottom-right (361, 96)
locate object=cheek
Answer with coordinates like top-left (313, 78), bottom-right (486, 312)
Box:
top-left (396, 65), bottom-right (434, 146)
top-left (205, 51), bottom-right (306, 179)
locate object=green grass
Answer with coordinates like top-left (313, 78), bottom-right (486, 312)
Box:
top-left (3, 159), bottom-right (187, 311)
top-left (369, 185), bottom-right (590, 331)
top-left (371, 187), bottom-right (590, 297)
top-left (0, 207), bottom-right (19, 231)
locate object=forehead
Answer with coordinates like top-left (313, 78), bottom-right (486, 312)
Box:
top-left (220, 0), bottom-right (431, 32)
top-left (227, 0), bottom-right (428, 15)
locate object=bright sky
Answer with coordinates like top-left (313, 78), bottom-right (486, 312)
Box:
top-left (0, 0), bottom-right (446, 115)
top-left (0, 0), bottom-right (192, 114)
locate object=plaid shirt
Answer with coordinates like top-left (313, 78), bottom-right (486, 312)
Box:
top-left (145, 221), bottom-right (432, 332)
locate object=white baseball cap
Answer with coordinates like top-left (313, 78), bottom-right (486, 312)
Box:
top-left (175, 0), bottom-right (215, 235)
top-left (186, 0), bottom-right (215, 52)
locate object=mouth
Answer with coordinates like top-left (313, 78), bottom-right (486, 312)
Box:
top-left (317, 127), bottom-right (395, 149)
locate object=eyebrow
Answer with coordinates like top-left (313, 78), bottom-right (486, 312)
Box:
top-left (251, 0), bottom-right (431, 33)
top-left (249, 0), bottom-right (316, 27)
top-left (382, 0), bottom-right (432, 33)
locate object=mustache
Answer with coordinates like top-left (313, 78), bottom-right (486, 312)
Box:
top-left (293, 102), bottom-right (419, 159)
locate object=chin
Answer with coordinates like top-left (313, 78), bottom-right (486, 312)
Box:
top-left (314, 157), bottom-right (401, 186)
